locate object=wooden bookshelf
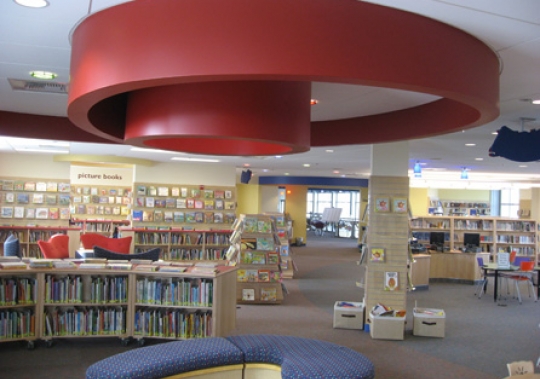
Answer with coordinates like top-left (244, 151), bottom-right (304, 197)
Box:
top-left (0, 226), bottom-right (81, 258)
top-left (0, 265), bottom-right (237, 347)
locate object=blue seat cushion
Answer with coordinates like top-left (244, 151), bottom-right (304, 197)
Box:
top-left (226, 334), bottom-right (375, 379)
top-left (86, 337), bottom-right (243, 379)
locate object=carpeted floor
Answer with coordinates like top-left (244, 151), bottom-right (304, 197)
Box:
top-left (0, 233), bottom-right (537, 378)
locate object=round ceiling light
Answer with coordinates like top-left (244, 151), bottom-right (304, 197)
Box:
top-left (30, 71), bottom-right (57, 80)
top-left (14, 0), bottom-right (48, 8)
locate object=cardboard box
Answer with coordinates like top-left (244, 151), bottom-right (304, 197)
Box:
top-left (369, 311), bottom-right (406, 340)
top-left (333, 301), bottom-right (364, 330)
top-left (413, 308), bottom-right (445, 338)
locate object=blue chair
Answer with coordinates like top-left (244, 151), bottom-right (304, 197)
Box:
top-left (475, 256), bottom-right (494, 299)
top-left (4, 234), bottom-right (21, 258)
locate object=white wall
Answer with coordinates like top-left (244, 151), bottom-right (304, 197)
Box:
top-left (260, 185), bottom-right (280, 213)
top-left (134, 162), bottom-right (236, 186)
top-left (0, 153), bottom-right (70, 179)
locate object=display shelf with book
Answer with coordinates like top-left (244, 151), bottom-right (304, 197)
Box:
top-left (123, 228), bottom-right (232, 262)
top-left (0, 263), bottom-right (237, 346)
top-left (0, 268), bottom-right (39, 349)
top-left (0, 177), bottom-right (72, 227)
top-left (69, 185), bottom-right (133, 222)
top-left (71, 219), bottom-right (131, 237)
top-left (231, 214), bottom-right (284, 304)
top-left (410, 216), bottom-right (537, 262)
top-left (41, 270), bottom-right (131, 346)
top-left (264, 213), bottom-right (295, 279)
top-left (131, 264), bottom-right (237, 345)
top-left (131, 183), bottom-right (236, 230)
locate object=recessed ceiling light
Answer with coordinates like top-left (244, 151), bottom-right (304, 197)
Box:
top-left (171, 157), bottom-right (220, 163)
top-left (475, 158), bottom-right (484, 161)
top-left (310, 99), bottom-right (319, 105)
top-left (243, 163), bottom-right (250, 167)
top-left (325, 149), bottom-right (334, 153)
top-left (275, 156), bottom-right (282, 159)
top-left (465, 143), bottom-right (476, 146)
top-left (492, 131), bottom-right (498, 135)
top-left (519, 165), bottom-right (528, 168)
top-left (303, 163), bottom-right (310, 167)
top-left (284, 173), bottom-right (290, 176)
top-left (30, 70), bottom-right (57, 80)
top-left (532, 99), bottom-right (540, 105)
top-left (333, 170), bottom-right (340, 174)
top-left (14, 0), bottom-right (48, 8)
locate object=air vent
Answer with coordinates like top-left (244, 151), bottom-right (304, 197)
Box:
top-left (8, 78), bottom-right (68, 94)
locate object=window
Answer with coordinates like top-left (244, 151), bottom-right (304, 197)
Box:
top-left (500, 188), bottom-right (519, 218)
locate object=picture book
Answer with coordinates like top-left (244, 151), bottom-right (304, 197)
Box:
top-left (177, 198), bottom-right (187, 208)
top-left (181, 188), bottom-right (188, 197)
top-left (237, 269), bottom-right (248, 282)
top-left (154, 210), bottom-right (164, 222)
top-left (241, 251), bottom-right (253, 264)
top-left (251, 251), bottom-right (266, 265)
top-left (256, 237), bottom-right (274, 251)
top-left (215, 199), bottom-right (224, 210)
top-left (13, 207), bottom-right (24, 219)
top-left (194, 212), bottom-right (204, 223)
top-left (17, 193), bottom-right (29, 204)
top-left (204, 212), bottom-right (214, 223)
top-left (46, 195), bottom-right (57, 204)
top-left (204, 190), bottom-right (214, 199)
top-left (25, 208), bottom-right (35, 219)
top-left (49, 208), bottom-right (59, 220)
top-left (270, 271), bottom-right (282, 282)
top-left (137, 185), bottom-right (146, 196)
top-left (243, 217), bottom-right (258, 233)
top-left (145, 197), bottom-right (155, 208)
top-left (46, 182), bottom-right (58, 192)
top-left (155, 199), bottom-right (166, 208)
top-left (225, 190), bottom-right (233, 199)
top-left (384, 271), bottom-right (399, 291)
top-left (24, 182), bottom-right (35, 191)
top-left (213, 213), bottom-right (223, 223)
top-left (258, 269), bottom-right (270, 282)
top-left (204, 200), bottom-right (214, 210)
top-left (166, 198), bottom-right (175, 208)
top-left (268, 252), bottom-right (279, 265)
top-left (260, 287), bottom-right (277, 301)
top-left (245, 270), bottom-right (258, 282)
top-left (36, 182), bottom-right (46, 191)
top-left (35, 208), bottom-right (48, 219)
top-left (191, 189), bottom-right (201, 198)
top-left (214, 190), bottom-right (225, 199)
top-left (194, 200), bottom-right (204, 209)
top-left (186, 198), bottom-right (195, 208)
top-left (185, 212), bottom-right (196, 223)
top-left (164, 211), bottom-right (173, 223)
top-left (370, 247), bottom-right (385, 262)
top-left (148, 186), bottom-right (157, 196)
top-left (32, 193), bottom-right (44, 204)
top-left (257, 220), bottom-right (272, 233)
top-left (242, 288), bottom-right (255, 301)
top-left (173, 212), bottom-right (185, 223)
top-left (158, 187), bottom-right (169, 196)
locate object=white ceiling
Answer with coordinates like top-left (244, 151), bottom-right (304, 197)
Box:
top-left (1, 0), bottom-right (540, 188)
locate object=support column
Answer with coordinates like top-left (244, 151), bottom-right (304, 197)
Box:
top-left (365, 141), bottom-right (410, 315)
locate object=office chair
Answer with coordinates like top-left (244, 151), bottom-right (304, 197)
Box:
top-left (506, 258), bottom-right (537, 304)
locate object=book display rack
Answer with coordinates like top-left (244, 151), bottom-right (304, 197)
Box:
top-left (231, 214), bottom-right (284, 304)
top-left (131, 183), bottom-right (236, 229)
top-left (410, 215), bottom-right (537, 262)
top-left (0, 264), bottom-right (237, 348)
top-left (69, 185), bottom-right (133, 224)
top-left (264, 213), bottom-right (295, 279)
top-left (0, 177), bottom-right (72, 226)
top-left (71, 219), bottom-right (131, 237)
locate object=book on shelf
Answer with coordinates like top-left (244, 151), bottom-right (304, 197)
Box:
top-left (0, 261), bottom-right (28, 270)
top-left (159, 266), bottom-right (187, 273)
top-left (130, 259), bottom-right (154, 265)
top-left (245, 269), bottom-right (258, 282)
top-left (237, 269), bottom-right (248, 282)
top-left (258, 269), bottom-right (270, 282)
top-left (52, 260), bottom-right (77, 269)
top-left (134, 264), bottom-right (160, 272)
top-left (107, 263), bottom-right (133, 270)
top-left (0, 256), bottom-right (22, 262)
top-left (79, 263), bottom-right (108, 270)
top-left (28, 258), bottom-right (55, 268)
top-left (260, 287), bottom-right (277, 301)
top-left (191, 266), bottom-right (218, 274)
top-left (251, 251), bottom-right (266, 265)
top-left (195, 261), bottom-right (220, 268)
top-left (242, 288), bottom-right (255, 301)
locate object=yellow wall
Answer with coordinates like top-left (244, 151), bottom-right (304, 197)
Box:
top-left (284, 185), bottom-right (308, 243)
top-left (436, 189), bottom-right (489, 202)
top-left (236, 183), bottom-right (260, 215)
top-left (410, 187), bottom-right (429, 217)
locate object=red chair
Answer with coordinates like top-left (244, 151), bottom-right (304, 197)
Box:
top-left (80, 233), bottom-right (132, 254)
top-left (37, 234), bottom-right (70, 259)
top-left (507, 259), bottom-right (537, 303)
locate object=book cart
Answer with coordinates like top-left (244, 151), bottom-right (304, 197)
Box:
top-left (230, 214), bottom-right (284, 304)
top-left (0, 264), bottom-right (237, 348)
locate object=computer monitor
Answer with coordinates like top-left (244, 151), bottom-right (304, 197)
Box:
top-left (463, 233), bottom-right (480, 248)
top-left (429, 231), bottom-right (445, 250)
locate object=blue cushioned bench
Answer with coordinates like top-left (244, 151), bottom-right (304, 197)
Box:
top-left (86, 335), bottom-right (375, 379)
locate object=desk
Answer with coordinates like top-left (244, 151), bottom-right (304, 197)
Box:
top-left (503, 374), bottom-right (540, 379)
top-left (482, 263), bottom-right (540, 302)
top-left (429, 251), bottom-right (490, 283)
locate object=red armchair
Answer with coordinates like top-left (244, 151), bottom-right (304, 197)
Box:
top-left (37, 234), bottom-right (70, 259)
top-left (80, 233), bottom-right (132, 254)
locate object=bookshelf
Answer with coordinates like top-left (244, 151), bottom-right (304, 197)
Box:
top-left (0, 265), bottom-right (237, 347)
top-left (0, 270), bottom-right (39, 349)
top-left (71, 219), bottom-right (131, 237)
top-left (0, 226), bottom-right (81, 258)
top-left (131, 183), bottom-right (236, 230)
top-left (410, 215), bottom-right (537, 262)
top-left (231, 214), bottom-right (284, 304)
top-left (122, 229), bottom-right (232, 262)
top-left (429, 199), bottom-right (490, 216)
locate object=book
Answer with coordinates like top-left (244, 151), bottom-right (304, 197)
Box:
top-left (52, 260), bottom-right (77, 269)
top-left (134, 264), bottom-right (159, 272)
top-left (237, 269), bottom-right (248, 282)
top-left (258, 269), bottom-right (270, 282)
top-left (79, 263), bottom-right (108, 270)
top-left (251, 251), bottom-right (266, 265)
top-left (107, 263), bottom-right (133, 270)
top-left (159, 266), bottom-right (186, 273)
top-left (242, 288), bottom-right (255, 301)
top-left (28, 259), bottom-right (54, 268)
top-left (0, 261), bottom-right (28, 270)
top-left (245, 269), bottom-right (258, 282)
top-left (260, 287), bottom-right (277, 301)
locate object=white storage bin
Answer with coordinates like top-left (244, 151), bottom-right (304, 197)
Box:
top-left (333, 301), bottom-right (364, 330)
top-left (413, 308), bottom-right (445, 338)
top-left (369, 311), bottom-right (406, 340)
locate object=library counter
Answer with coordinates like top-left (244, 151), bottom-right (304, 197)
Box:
top-left (428, 250), bottom-right (489, 283)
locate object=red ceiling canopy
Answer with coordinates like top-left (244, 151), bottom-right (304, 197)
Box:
top-left (68, 0), bottom-right (499, 156)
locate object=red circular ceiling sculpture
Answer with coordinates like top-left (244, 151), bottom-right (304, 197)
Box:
top-left (68, 0), bottom-right (499, 156)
